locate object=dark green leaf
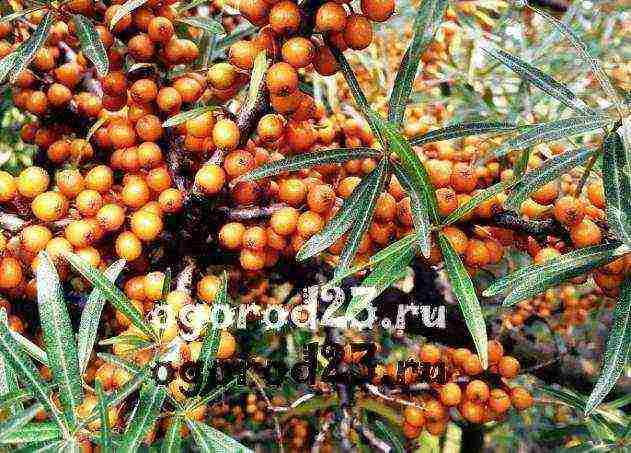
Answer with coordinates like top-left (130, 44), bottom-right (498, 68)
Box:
top-left (161, 415), bottom-right (183, 453)
top-left (409, 121), bottom-right (518, 146)
top-left (10, 329), bottom-right (48, 366)
top-left (72, 14), bottom-right (109, 77)
top-left (95, 382), bottom-right (112, 453)
top-left (176, 16), bottom-right (225, 35)
top-left (120, 383), bottom-right (166, 452)
top-left (64, 252), bottom-right (155, 341)
top-left (505, 147), bottom-right (594, 211)
top-left (438, 232), bottom-right (488, 368)
top-left (77, 260), bottom-right (126, 374)
top-left (0, 421), bottom-right (62, 445)
top-left (162, 106), bottom-right (217, 128)
top-left (369, 111), bottom-right (440, 223)
top-left (392, 162), bottom-right (431, 257)
top-left (480, 45), bottom-right (592, 114)
top-left (187, 419), bottom-right (253, 453)
top-left (335, 158), bottom-right (389, 278)
top-left (388, 0), bottom-right (449, 126)
top-left (602, 129), bottom-right (631, 244)
top-left (485, 243), bottom-right (629, 306)
top-left (483, 114), bottom-right (613, 163)
top-left (297, 157), bottom-right (388, 261)
top-left (585, 277), bottom-right (631, 415)
top-left (239, 148), bottom-right (382, 182)
top-left (109, 0), bottom-right (148, 30)
top-left (0, 403), bottom-right (43, 443)
top-left (374, 420), bottom-right (405, 453)
top-left (0, 308), bottom-right (66, 431)
top-left (3, 11), bottom-right (53, 84)
top-left (36, 252), bottom-right (82, 428)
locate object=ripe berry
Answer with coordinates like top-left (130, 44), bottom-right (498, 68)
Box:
top-left (85, 165), bottom-right (113, 193)
top-left (403, 406), bottom-right (425, 427)
top-left (242, 226), bottom-right (267, 250)
top-left (239, 0), bottom-right (270, 26)
top-left (47, 83), bottom-right (72, 107)
top-left (130, 210), bottom-right (163, 241)
top-left (570, 219), bottom-right (602, 247)
top-left (207, 63), bottom-right (238, 91)
top-left (343, 15), bottom-right (373, 50)
top-left (510, 387), bottom-right (533, 410)
top-left (266, 62), bottom-right (299, 96)
top-left (282, 37), bottom-right (316, 68)
top-left (439, 382), bottom-right (462, 406)
top-left (240, 248), bottom-right (266, 271)
top-left (21, 225), bottom-right (52, 254)
top-left (498, 356), bottom-right (520, 379)
top-left (361, 0), bottom-right (395, 22)
top-left (587, 181), bottom-right (605, 208)
top-left (156, 87), bottom-right (182, 113)
top-left (135, 115), bottom-right (163, 142)
top-left (197, 275), bottom-right (221, 303)
top-left (270, 207), bottom-right (299, 236)
top-left (55, 62), bottom-right (84, 88)
top-left (115, 231), bottom-right (142, 261)
top-left (315, 2), bottom-right (347, 32)
top-left (487, 340), bottom-right (504, 364)
top-left (219, 222), bottom-right (246, 250)
top-left (158, 189), bottom-right (183, 213)
top-left (195, 164), bottom-right (226, 195)
top-left (462, 354), bottom-right (483, 375)
top-left (229, 40), bottom-right (261, 70)
top-left (97, 204), bottom-right (126, 232)
top-left (224, 150), bottom-right (255, 178)
top-left (465, 380), bottom-right (490, 403)
top-left (0, 257), bottom-right (23, 289)
top-left (489, 389), bottom-right (511, 413)
top-left (217, 331), bottom-right (236, 359)
top-left (531, 180), bottom-right (559, 205)
top-left (173, 77), bottom-right (203, 104)
top-left (130, 79), bottom-right (158, 104)
top-left (257, 114), bottom-right (285, 142)
top-left (554, 195), bottom-right (585, 226)
top-left (17, 167), bottom-right (49, 198)
top-left (269, 1), bottom-right (301, 35)
top-left (450, 162), bottom-right (478, 193)
top-left (128, 33), bottom-right (155, 61)
top-left (148, 16), bottom-right (174, 43)
top-left (121, 179), bottom-right (151, 209)
top-left (108, 122), bottom-right (137, 149)
top-left (464, 239), bottom-right (490, 267)
top-left (279, 178), bottom-right (307, 206)
top-left (460, 400), bottom-right (484, 423)
top-left (26, 92), bottom-right (49, 118)
top-left (213, 119), bottom-right (240, 151)
top-left (187, 112), bottom-right (215, 138)
top-left (297, 211), bottom-right (324, 237)
top-left (419, 343), bottom-right (441, 364)
top-left (0, 171), bottom-right (16, 202)
top-left (441, 226), bottom-right (468, 255)
top-left (307, 184), bottom-right (335, 213)
top-left (75, 190), bottom-right (103, 217)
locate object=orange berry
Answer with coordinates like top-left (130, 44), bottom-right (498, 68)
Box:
top-left (343, 14), bottom-right (373, 50)
top-left (31, 191), bottom-right (68, 222)
top-left (498, 356), bottom-right (520, 379)
top-left (195, 164), bottom-right (226, 195)
top-left (115, 231), bottom-right (142, 261)
top-left (17, 167), bottom-right (49, 198)
top-left (510, 387), bottom-right (533, 410)
top-left (219, 222), bottom-right (246, 250)
top-left (439, 382), bottom-right (462, 406)
top-left (570, 219), bottom-right (602, 247)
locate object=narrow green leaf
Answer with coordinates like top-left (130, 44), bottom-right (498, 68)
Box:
top-left (176, 16), bottom-right (224, 35)
top-left (161, 415), bottom-right (183, 453)
top-left (369, 111), bottom-right (440, 223)
top-left (374, 420), bottom-right (405, 453)
top-left (392, 162), bottom-right (431, 257)
top-left (10, 330), bottom-right (48, 367)
top-left (78, 260), bottom-right (126, 374)
top-left (335, 158), bottom-right (389, 278)
top-left (602, 129), bottom-right (631, 244)
top-left (109, 0), bottom-right (148, 30)
top-left (388, 0), bottom-right (449, 126)
top-left (530, 6), bottom-right (624, 115)
top-left (0, 7), bottom-right (44, 23)
top-left (438, 232), bottom-right (488, 368)
top-left (98, 334), bottom-right (152, 349)
top-left (480, 44), bottom-right (592, 114)
top-left (120, 383), bottom-right (166, 452)
top-left (505, 147), bottom-right (594, 211)
top-left (0, 309), bottom-right (23, 416)
top-left (0, 421), bottom-right (62, 445)
top-left (36, 252), bottom-right (82, 428)
top-left (72, 14), bottom-right (109, 77)
top-left (0, 52), bottom-right (19, 95)
top-left (177, 0), bottom-right (212, 13)
top-left (64, 252), bottom-right (155, 341)
top-left (242, 51), bottom-right (268, 113)
top-left (0, 310), bottom-right (66, 431)
top-left (0, 389), bottom-right (31, 413)
top-left (297, 157), bottom-right (388, 261)
top-left (409, 121), bottom-right (518, 146)
top-left (442, 180), bottom-right (511, 226)
top-left (345, 240), bottom-right (415, 319)
top-left (0, 403), bottom-right (42, 443)
top-left (162, 106), bottom-right (217, 128)
top-left (484, 114), bottom-right (613, 163)
top-left (239, 148), bottom-right (382, 182)
top-left (187, 420), bottom-right (253, 453)
top-left (538, 386), bottom-right (623, 429)
top-left (198, 272), bottom-right (227, 392)
top-left (96, 353), bottom-right (142, 374)
top-left (95, 382), bottom-right (112, 453)
top-left (6, 11), bottom-right (53, 84)
top-left (495, 243), bottom-right (629, 306)
top-left (585, 277), bottom-right (631, 415)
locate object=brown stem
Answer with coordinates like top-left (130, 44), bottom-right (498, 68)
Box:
top-left (216, 203), bottom-right (287, 221)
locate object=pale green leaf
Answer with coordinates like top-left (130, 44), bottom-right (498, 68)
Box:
top-left (120, 383), bottom-right (166, 452)
top-left (109, 0), bottom-right (148, 30)
top-left (162, 106), bottom-right (217, 128)
top-left (0, 403), bottom-right (43, 443)
top-left (72, 14), bottom-right (109, 77)
top-left (0, 421), bottom-right (62, 445)
top-left (6, 11), bottom-right (53, 83)
top-left (410, 121), bottom-right (518, 146)
top-left (176, 16), bottom-right (224, 35)
top-left (161, 415), bottom-right (183, 453)
top-left (95, 382), bottom-right (112, 453)
top-left (602, 128), bottom-right (631, 245)
top-left (187, 420), bottom-right (253, 453)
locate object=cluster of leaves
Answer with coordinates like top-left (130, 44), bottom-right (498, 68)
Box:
top-left (0, 251), bottom-right (249, 451)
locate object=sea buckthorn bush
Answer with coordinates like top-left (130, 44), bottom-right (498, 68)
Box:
top-left (0, 0), bottom-right (628, 451)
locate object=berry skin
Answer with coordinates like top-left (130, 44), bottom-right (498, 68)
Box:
top-left (130, 79), bottom-right (158, 104)
top-left (158, 189), bottom-right (183, 213)
top-left (436, 188), bottom-right (458, 217)
top-left (239, 0), bottom-right (270, 26)
top-left (465, 380), bottom-right (490, 403)
top-left (217, 331), bottom-right (236, 359)
top-left (487, 340), bottom-right (504, 364)
top-left (240, 248), bottom-right (266, 271)
top-left (343, 15), bottom-right (373, 50)
top-left (587, 181), bottom-right (605, 208)
top-left (0, 257), bottom-right (23, 289)
top-left (403, 406), bottom-right (425, 427)
top-left (441, 226), bottom-right (468, 255)
top-left (31, 191), bottom-right (68, 222)
top-left (570, 219), bottom-right (602, 247)
top-left (130, 210), bottom-right (163, 241)
top-left (147, 16), bottom-right (174, 43)
top-left (510, 387), bottom-right (533, 410)
top-left (97, 204), bottom-right (126, 232)
top-left (489, 389), bottom-right (511, 413)
top-left (115, 232), bottom-right (142, 261)
top-left (282, 37), bottom-right (316, 69)
top-left (361, 0), bottom-right (395, 22)
top-left (460, 400), bottom-right (484, 423)
top-left (197, 275), bottom-right (221, 303)
top-left (450, 162), bottom-right (478, 193)
top-left (462, 354), bottom-right (483, 375)
top-left (464, 239), bottom-right (491, 268)
top-left (498, 356), bottom-right (520, 379)
top-left (534, 247), bottom-right (560, 264)
top-left (296, 211), bottom-right (324, 237)
top-left (266, 62), bottom-right (299, 96)
top-left (439, 382), bottom-right (462, 406)
top-left (269, 1), bottom-right (301, 35)
top-left (156, 87), bottom-right (182, 113)
top-left (257, 114), bottom-right (285, 142)
top-left (270, 207), bottom-right (299, 236)
top-left (219, 223), bottom-right (246, 250)
top-left (307, 184), bottom-right (335, 213)
top-left (186, 112), bottom-right (215, 138)
top-left (279, 178), bottom-right (307, 206)
top-left (17, 167), bottom-right (49, 198)
top-left (531, 181), bottom-right (559, 205)
top-left (242, 226), bottom-right (267, 250)
top-left (173, 77), bottom-right (203, 103)
top-left (0, 171), bottom-right (16, 202)
top-left (212, 119), bottom-right (240, 151)
top-left (419, 343), bottom-right (441, 364)
top-left (554, 196), bottom-right (585, 226)
top-left (85, 165), bottom-right (113, 193)
top-left (21, 225), bottom-right (52, 254)
top-left (195, 164), bottom-right (226, 195)
top-left (121, 179), bottom-right (151, 209)
top-left (224, 150), bottom-right (255, 178)
top-left (208, 63), bottom-right (238, 91)
top-left (75, 190), bottom-right (103, 217)
top-left (315, 2), bottom-right (347, 32)
top-left (135, 115), bottom-right (163, 142)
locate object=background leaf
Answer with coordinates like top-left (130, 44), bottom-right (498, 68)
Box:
top-left (602, 129), bottom-right (631, 244)
top-left (0, 421), bottom-right (62, 445)
top-left (161, 415), bottom-right (183, 453)
top-left (585, 277), bottom-right (631, 415)
top-left (410, 121), bottom-right (518, 146)
top-left (0, 403), bottom-right (43, 444)
top-left (438, 232), bottom-right (488, 368)
top-left (95, 382), bottom-right (113, 453)
top-left (109, 0), bottom-right (148, 30)
top-left (176, 16), bottom-right (225, 35)
top-left (187, 419), bottom-right (253, 453)
top-left (6, 11), bottom-right (53, 83)
top-left (120, 383), bottom-right (166, 452)
top-left (72, 14), bottom-right (109, 77)
top-left (36, 252), bottom-right (82, 428)
top-left (162, 106), bottom-right (217, 128)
